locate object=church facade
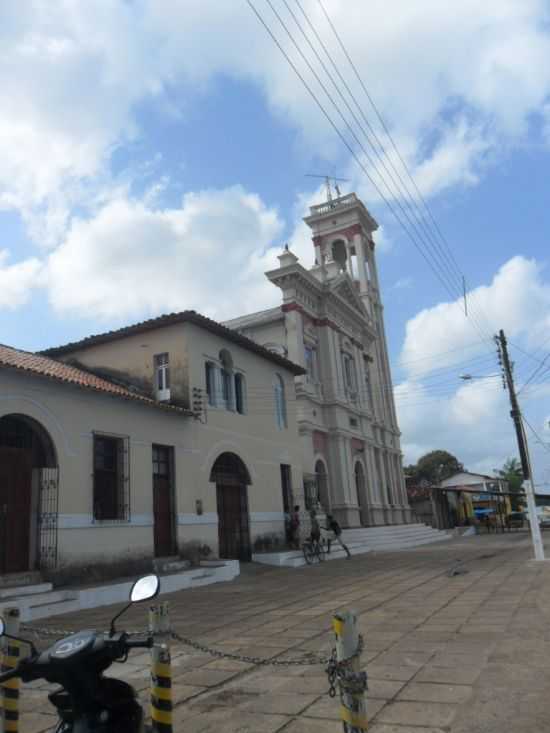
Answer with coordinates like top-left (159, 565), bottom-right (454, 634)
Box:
top-left (225, 192), bottom-right (412, 527)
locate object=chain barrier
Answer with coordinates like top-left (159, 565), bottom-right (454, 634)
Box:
top-left (20, 624), bottom-right (365, 695)
top-left (170, 629), bottom-right (329, 667)
top-left (325, 634), bottom-right (367, 698)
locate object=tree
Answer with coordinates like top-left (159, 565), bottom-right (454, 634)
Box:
top-left (411, 450), bottom-right (463, 485)
top-left (495, 457), bottom-right (523, 510)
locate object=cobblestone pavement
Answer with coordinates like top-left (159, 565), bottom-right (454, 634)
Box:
top-left (9, 531), bottom-right (550, 732)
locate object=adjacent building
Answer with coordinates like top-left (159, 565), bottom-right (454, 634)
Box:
top-left (0, 312), bottom-right (304, 575)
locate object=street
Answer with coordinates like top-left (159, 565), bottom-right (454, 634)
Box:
top-left (15, 532), bottom-right (550, 732)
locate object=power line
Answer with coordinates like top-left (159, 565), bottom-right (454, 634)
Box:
top-left (523, 415), bottom-right (550, 455)
top-left (261, 0), bottom-right (465, 306)
top-left (517, 332), bottom-right (550, 394)
top-left (247, 0), bottom-right (495, 353)
top-left (313, 0), bottom-right (497, 347)
top-left (287, 0), bottom-right (467, 305)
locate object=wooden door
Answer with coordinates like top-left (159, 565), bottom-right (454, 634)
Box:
top-left (0, 447), bottom-right (31, 574)
top-left (217, 484), bottom-right (251, 561)
top-left (153, 445), bottom-right (176, 557)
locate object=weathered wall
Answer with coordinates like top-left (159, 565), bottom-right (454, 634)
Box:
top-left (1, 327), bottom-right (303, 572)
top-left (56, 323), bottom-right (190, 407)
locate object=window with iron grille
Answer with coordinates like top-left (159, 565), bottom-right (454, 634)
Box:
top-left (93, 433), bottom-right (130, 521)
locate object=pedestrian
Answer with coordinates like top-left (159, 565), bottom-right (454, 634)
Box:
top-left (290, 504), bottom-right (301, 550)
top-left (309, 508), bottom-right (321, 544)
top-left (325, 514), bottom-right (351, 558)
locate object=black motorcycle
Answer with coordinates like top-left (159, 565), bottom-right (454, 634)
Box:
top-left (0, 574), bottom-right (160, 732)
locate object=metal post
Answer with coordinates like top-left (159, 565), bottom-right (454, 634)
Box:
top-left (333, 611), bottom-right (368, 732)
top-left (149, 602), bottom-right (172, 733)
top-left (1, 608), bottom-right (21, 733)
top-left (497, 330), bottom-right (545, 560)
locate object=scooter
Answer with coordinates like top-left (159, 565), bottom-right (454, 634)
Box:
top-left (0, 574), bottom-right (160, 732)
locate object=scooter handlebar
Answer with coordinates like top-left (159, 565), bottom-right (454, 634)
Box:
top-left (124, 637), bottom-right (154, 650)
top-left (0, 665), bottom-right (23, 683)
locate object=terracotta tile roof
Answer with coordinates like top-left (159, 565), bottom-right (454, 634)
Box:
top-left (0, 344), bottom-right (190, 414)
top-left (41, 310), bottom-right (306, 376)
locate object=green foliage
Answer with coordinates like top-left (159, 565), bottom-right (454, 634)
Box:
top-left (409, 450), bottom-right (463, 485)
top-left (495, 457), bottom-right (524, 510)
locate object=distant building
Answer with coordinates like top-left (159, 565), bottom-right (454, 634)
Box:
top-left (439, 471), bottom-right (508, 495)
top-left (225, 192), bottom-right (411, 527)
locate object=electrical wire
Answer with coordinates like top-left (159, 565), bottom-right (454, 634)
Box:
top-left (522, 415), bottom-right (550, 455)
top-left (264, 0), bottom-right (465, 305)
top-left (285, 0), bottom-right (466, 305)
top-left (246, 0), bottom-right (493, 350)
top-left (313, 0), bottom-right (498, 347)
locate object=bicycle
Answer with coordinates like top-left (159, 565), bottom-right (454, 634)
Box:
top-left (302, 536), bottom-right (327, 564)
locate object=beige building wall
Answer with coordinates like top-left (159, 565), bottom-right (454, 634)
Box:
top-left (57, 323), bottom-right (191, 407)
top-left (1, 324), bottom-right (303, 571)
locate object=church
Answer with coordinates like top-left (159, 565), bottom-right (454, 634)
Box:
top-left (225, 190), bottom-right (412, 527)
top-left (0, 189), bottom-right (413, 584)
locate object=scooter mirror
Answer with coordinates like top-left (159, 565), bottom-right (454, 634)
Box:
top-left (0, 617), bottom-right (5, 637)
top-left (130, 574), bottom-right (160, 603)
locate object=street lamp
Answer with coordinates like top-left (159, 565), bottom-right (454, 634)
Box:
top-left (459, 374), bottom-right (500, 381)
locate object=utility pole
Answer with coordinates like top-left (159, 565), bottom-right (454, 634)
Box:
top-left (496, 329), bottom-right (545, 560)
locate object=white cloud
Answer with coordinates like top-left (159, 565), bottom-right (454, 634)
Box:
top-left (0, 250), bottom-right (43, 309)
top-left (400, 256), bottom-right (550, 377)
top-left (46, 185), bottom-right (284, 321)
top-left (1, 1), bottom-right (550, 247)
top-left (395, 255), bottom-right (550, 481)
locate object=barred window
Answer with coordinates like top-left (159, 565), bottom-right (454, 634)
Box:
top-left (93, 433), bottom-right (130, 521)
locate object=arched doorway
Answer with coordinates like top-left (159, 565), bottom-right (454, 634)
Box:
top-left (210, 453), bottom-right (251, 561)
top-left (0, 414), bottom-right (58, 574)
top-left (315, 459), bottom-right (330, 512)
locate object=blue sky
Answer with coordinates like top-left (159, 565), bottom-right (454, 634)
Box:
top-left (1, 0), bottom-right (550, 484)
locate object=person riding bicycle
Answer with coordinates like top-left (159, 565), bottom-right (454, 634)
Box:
top-left (325, 514), bottom-right (351, 558)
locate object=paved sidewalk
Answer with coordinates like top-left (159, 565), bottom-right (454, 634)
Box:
top-left (10, 531), bottom-right (550, 732)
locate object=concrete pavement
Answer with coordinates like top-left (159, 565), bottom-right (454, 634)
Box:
top-left (9, 531), bottom-right (550, 732)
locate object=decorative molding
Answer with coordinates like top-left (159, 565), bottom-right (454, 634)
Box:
top-left (58, 514), bottom-right (153, 529)
top-left (342, 224), bottom-right (362, 239)
top-left (177, 513), bottom-right (218, 526)
top-left (250, 512), bottom-right (285, 522)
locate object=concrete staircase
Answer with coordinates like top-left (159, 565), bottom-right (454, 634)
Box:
top-left (341, 523), bottom-right (451, 551)
top-left (0, 582), bottom-right (79, 621)
top-left (0, 560), bottom-right (240, 622)
top-left (253, 523), bottom-right (450, 568)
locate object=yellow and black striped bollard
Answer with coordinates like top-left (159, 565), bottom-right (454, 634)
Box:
top-left (149, 603), bottom-right (172, 733)
top-left (333, 610), bottom-right (368, 732)
top-left (1, 608), bottom-right (21, 733)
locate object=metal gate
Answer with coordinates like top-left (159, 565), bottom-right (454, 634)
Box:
top-left (38, 467), bottom-right (59, 571)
